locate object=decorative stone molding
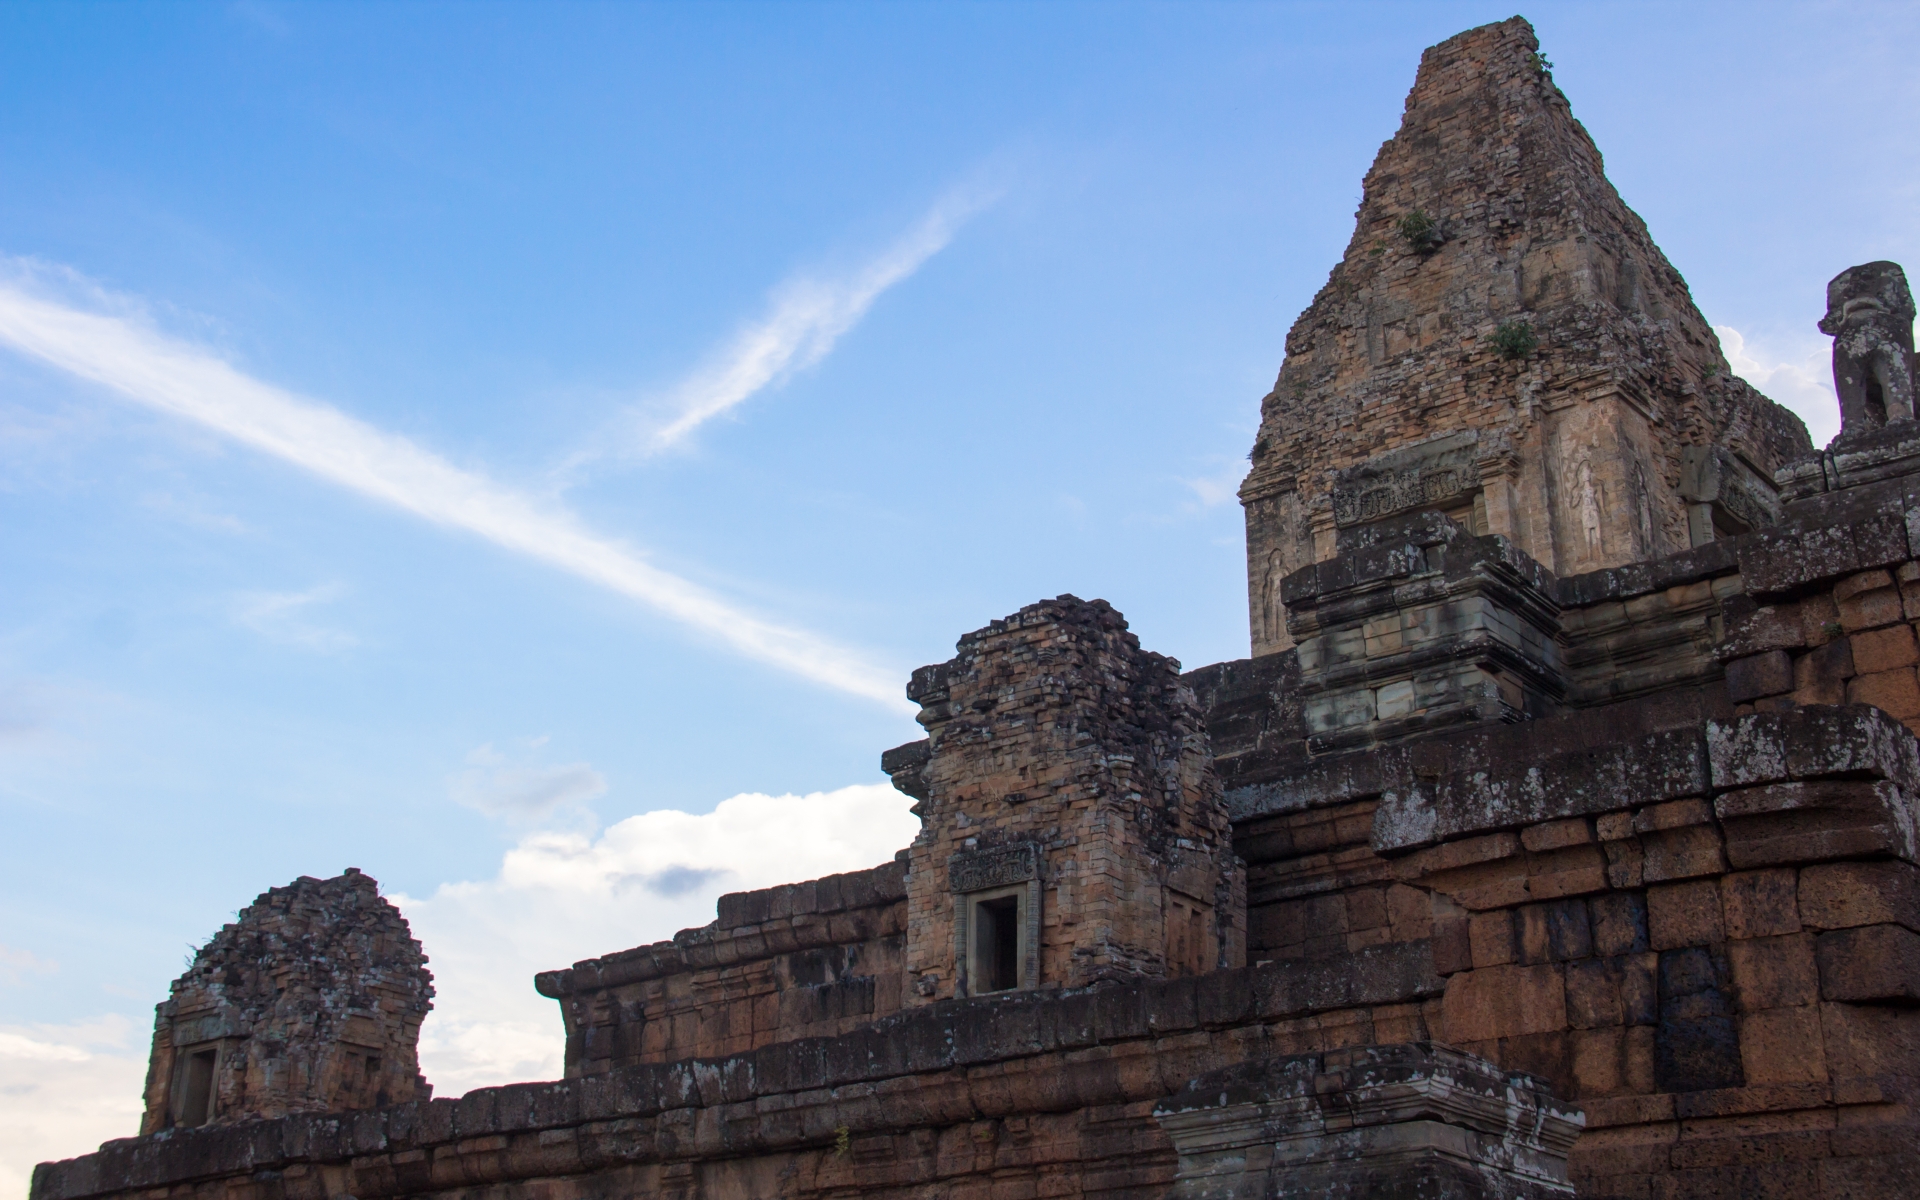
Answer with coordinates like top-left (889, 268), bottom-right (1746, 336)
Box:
top-left (1155, 1042), bottom-right (1583, 1198)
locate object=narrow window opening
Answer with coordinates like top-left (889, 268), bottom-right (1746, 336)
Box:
top-left (176, 1048), bottom-right (217, 1128)
top-left (972, 895), bottom-right (1022, 993)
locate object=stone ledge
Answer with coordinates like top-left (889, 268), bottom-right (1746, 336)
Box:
top-left (33, 945), bottom-right (1442, 1200)
top-left (534, 859), bottom-right (907, 997)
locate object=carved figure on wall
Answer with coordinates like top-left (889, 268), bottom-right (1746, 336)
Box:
top-left (1260, 550), bottom-right (1284, 645)
top-left (1819, 260), bottom-right (1916, 431)
top-left (1574, 458), bottom-right (1602, 558)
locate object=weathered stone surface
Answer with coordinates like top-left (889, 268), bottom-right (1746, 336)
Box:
top-left (1238, 16), bottom-right (1807, 654)
top-left (1821, 261), bottom-right (1917, 432)
top-left (138, 870), bottom-right (432, 1134)
top-left (1154, 1042), bottom-right (1583, 1198)
top-left (891, 595), bottom-right (1245, 1001)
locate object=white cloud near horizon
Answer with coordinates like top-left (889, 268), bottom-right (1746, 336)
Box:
top-left (395, 782), bottom-right (919, 1097)
top-left (639, 189), bottom-right (996, 453)
top-left (1718, 324), bottom-right (1841, 448)
top-left (0, 1015), bottom-right (145, 1196)
top-left (0, 270), bottom-right (910, 710)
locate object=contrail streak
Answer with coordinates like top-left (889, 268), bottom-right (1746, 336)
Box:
top-left (0, 279), bottom-right (911, 711)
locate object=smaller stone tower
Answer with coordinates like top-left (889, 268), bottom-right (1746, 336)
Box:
top-left (139, 869), bottom-right (434, 1133)
top-left (883, 596), bottom-right (1245, 1004)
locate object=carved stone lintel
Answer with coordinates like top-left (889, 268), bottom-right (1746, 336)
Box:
top-left (1155, 1042), bottom-right (1584, 1198)
top-left (1330, 431), bottom-right (1490, 529)
top-left (948, 842), bottom-right (1040, 893)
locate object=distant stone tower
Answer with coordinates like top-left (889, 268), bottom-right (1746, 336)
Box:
top-left (1239, 16), bottom-right (1811, 654)
top-left (883, 596), bottom-right (1244, 1003)
top-left (139, 869), bottom-right (433, 1133)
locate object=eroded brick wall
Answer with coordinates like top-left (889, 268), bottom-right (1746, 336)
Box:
top-left (534, 861), bottom-right (907, 1075)
top-left (140, 870), bottom-right (432, 1134)
top-left (1238, 16), bottom-right (1808, 655)
top-left (890, 596), bottom-right (1245, 1003)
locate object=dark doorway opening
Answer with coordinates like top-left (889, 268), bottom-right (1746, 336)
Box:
top-left (973, 895), bottom-right (1021, 992)
top-left (177, 1048), bottom-right (217, 1128)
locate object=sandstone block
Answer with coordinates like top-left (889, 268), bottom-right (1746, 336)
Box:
top-left (1739, 1006), bottom-right (1828, 1086)
top-left (1727, 934), bottom-right (1819, 1011)
top-left (1517, 899), bottom-right (1593, 965)
top-left (1790, 638), bottom-right (1855, 706)
top-left (1468, 910), bottom-right (1516, 968)
top-left (1648, 880), bottom-right (1725, 950)
top-left (1639, 824), bottom-right (1728, 883)
top-left (1706, 706), bottom-right (1920, 794)
top-left (1816, 924), bottom-right (1920, 1002)
top-left (1819, 1000), bottom-right (1920, 1105)
top-left (1441, 964), bottom-right (1567, 1042)
top-left (1521, 817), bottom-right (1595, 853)
top-left (1727, 651), bottom-right (1794, 702)
top-left (1656, 946), bottom-right (1744, 1093)
top-left (1431, 913), bottom-right (1472, 976)
top-left (1852, 623), bottom-right (1920, 673)
top-left (1720, 603), bottom-right (1806, 659)
top-left (1798, 861), bottom-right (1920, 931)
top-left (1631, 797), bottom-right (1714, 834)
top-left (1848, 666), bottom-right (1920, 719)
top-left (1837, 570), bottom-right (1905, 631)
top-left (1601, 838), bottom-right (1644, 889)
top-left (1566, 953), bottom-right (1657, 1031)
top-left (1715, 779), bottom-right (1919, 868)
top-left (1589, 892), bottom-right (1650, 957)
top-left (1721, 869), bottom-right (1801, 940)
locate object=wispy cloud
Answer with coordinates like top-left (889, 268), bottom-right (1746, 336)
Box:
top-left (233, 583), bottom-right (358, 652)
top-left (0, 269), bottom-right (909, 709)
top-left (638, 188), bottom-right (997, 453)
top-left (451, 740), bottom-right (608, 819)
top-left (1717, 324), bottom-right (1840, 447)
top-left (1182, 457), bottom-right (1248, 507)
top-left (0, 944), bottom-right (56, 986)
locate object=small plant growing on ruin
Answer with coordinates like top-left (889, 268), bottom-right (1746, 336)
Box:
top-left (1396, 210), bottom-right (1441, 253)
top-left (834, 1124), bottom-right (852, 1157)
top-left (1527, 50), bottom-right (1554, 77)
top-left (1492, 320), bottom-right (1538, 361)
top-left (1824, 621), bottom-right (1845, 640)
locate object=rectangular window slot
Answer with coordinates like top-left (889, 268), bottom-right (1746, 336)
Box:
top-left (972, 895), bottom-right (1022, 993)
top-left (176, 1047), bottom-right (217, 1128)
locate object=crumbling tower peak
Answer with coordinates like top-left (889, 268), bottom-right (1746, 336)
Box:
top-left (1240, 15), bottom-right (1810, 656)
top-left (138, 868), bottom-right (434, 1133)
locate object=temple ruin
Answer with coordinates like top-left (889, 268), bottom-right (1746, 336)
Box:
top-left (135, 869), bottom-right (433, 1135)
top-left (32, 15), bottom-right (1920, 1200)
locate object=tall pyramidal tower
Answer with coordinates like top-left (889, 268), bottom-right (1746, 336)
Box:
top-left (1240, 17), bottom-right (1811, 655)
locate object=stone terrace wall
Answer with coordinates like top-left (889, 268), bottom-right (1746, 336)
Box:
top-left (34, 946), bottom-right (1442, 1200)
top-left (534, 860), bottom-right (907, 1077)
top-left (1338, 705), bottom-right (1916, 1197)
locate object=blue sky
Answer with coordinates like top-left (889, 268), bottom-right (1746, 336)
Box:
top-left (2, 0), bottom-right (1917, 1182)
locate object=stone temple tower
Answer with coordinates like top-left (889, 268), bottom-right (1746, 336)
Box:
top-left (1239, 16), bottom-right (1811, 655)
top-left (139, 869), bottom-right (433, 1133)
top-left (883, 596), bottom-right (1245, 1003)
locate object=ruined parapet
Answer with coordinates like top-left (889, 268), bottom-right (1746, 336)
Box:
top-left (1240, 16), bottom-right (1809, 655)
top-left (885, 595), bottom-right (1245, 1002)
top-left (139, 869), bottom-right (432, 1133)
top-left (1822, 261), bottom-right (1917, 432)
top-left (1778, 260), bottom-right (1920, 501)
top-left (1155, 1043), bottom-right (1583, 1198)
top-left (1283, 510), bottom-right (1564, 754)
